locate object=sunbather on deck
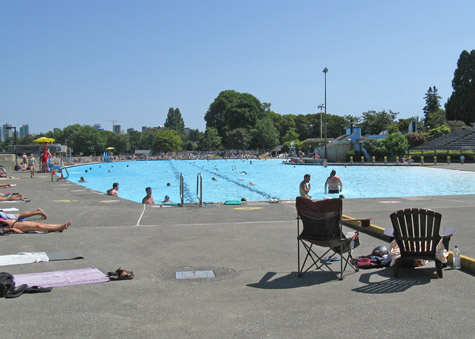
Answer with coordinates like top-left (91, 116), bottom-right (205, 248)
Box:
top-left (0, 193), bottom-right (27, 201)
top-left (0, 208), bottom-right (47, 221)
top-left (0, 219), bottom-right (72, 234)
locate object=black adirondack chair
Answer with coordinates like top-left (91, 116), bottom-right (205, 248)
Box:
top-left (385, 208), bottom-right (454, 278)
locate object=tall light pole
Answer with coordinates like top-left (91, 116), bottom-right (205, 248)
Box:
top-left (318, 104), bottom-right (324, 139)
top-left (323, 67), bottom-right (328, 160)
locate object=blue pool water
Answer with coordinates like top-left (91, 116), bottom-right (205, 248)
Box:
top-left (66, 159), bottom-right (475, 204)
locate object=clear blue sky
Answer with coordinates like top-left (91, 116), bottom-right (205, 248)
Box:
top-left (2, 1), bottom-right (474, 134)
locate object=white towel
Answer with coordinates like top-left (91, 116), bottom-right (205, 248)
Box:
top-left (0, 252), bottom-right (49, 266)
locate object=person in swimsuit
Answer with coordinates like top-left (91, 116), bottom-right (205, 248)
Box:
top-left (0, 193), bottom-right (27, 201)
top-left (324, 169), bottom-right (342, 194)
top-left (142, 187), bottom-right (155, 204)
top-left (299, 174), bottom-right (312, 199)
top-left (0, 208), bottom-right (48, 221)
top-left (28, 154), bottom-right (36, 178)
top-left (106, 183), bottom-right (119, 196)
top-left (0, 218), bottom-right (72, 233)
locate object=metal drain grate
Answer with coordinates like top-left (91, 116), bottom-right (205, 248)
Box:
top-left (175, 270), bottom-right (215, 279)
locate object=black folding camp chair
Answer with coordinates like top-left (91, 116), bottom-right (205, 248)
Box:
top-left (296, 197), bottom-right (359, 280)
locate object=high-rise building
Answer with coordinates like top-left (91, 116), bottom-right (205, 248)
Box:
top-left (127, 128), bottom-right (135, 134)
top-left (2, 123), bottom-right (13, 141)
top-left (19, 124), bottom-right (29, 138)
top-left (93, 124), bottom-right (104, 132)
top-left (142, 126), bottom-right (150, 132)
top-left (113, 125), bottom-right (121, 135)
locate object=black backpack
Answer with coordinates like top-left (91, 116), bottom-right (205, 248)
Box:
top-left (0, 272), bottom-right (52, 298)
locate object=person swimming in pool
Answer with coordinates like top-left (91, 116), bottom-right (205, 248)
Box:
top-left (324, 170), bottom-right (342, 194)
top-left (142, 187), bottom-right (155, 205)
top-left (106, 182), bottom-right (119, 196)
top-left (162, 195), bottom-right (172, 203)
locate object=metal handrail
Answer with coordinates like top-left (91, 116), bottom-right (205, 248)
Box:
top-left (196, 173), bottom-right (203, 207)
top-left (51, 165), bottom-right (69, 182)
top-left (180, 173), bottom-right (184, 207)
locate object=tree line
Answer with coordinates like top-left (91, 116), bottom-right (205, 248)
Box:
top-left (2, 50), bottom-right (474, 157)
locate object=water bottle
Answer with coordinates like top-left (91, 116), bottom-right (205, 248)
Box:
top-left (453, 245), bottom-right (461, 269)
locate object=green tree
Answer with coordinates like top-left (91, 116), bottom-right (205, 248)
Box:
top-left (63, 124), bottom-right (103, 155)
top-left (251, 117), bottom-right (280, 151)
top-left (223, 93), bottom-right (261, 131)
top-left (363, 138), bottom-right (382, 158)
top-left (141, 128), bottom-right (159, 149)
top-left (205, 90), bottom-right (239, 138)
top-left (426, 109), bottom-right (447, 128)
top-left (446, 50), bottom-right (475, 124)
top-left (187, 129), bottom-right (201, 142)
top-left (198, 127), bottom-right (222, 150)
top-left (128, 131), bottom-right (143, 152)
top-left (225, 128), bottom-right (252, 150)
top-left (151, 129), bottom-right (182, 153)
top-left (294, 115), bottom-right (309, 140)
top-left (326, 114), bottom-right (347, 138)
top-left (360, 110), bottom-right (398, 135)
top-left (423, 86), bottom-right (441, 124)
top-left (282, 128), bottom-right (299, 143)
top-left (276, 114), bottom-right (296, 141)
top-left (379, 133), bottom-right (409, 157)
top-left (110, 134), bottom-right (130, 154)
top-left (18, 134), bottom-right (35, 145)
top-left (164, 107), bottom-right (185, 135)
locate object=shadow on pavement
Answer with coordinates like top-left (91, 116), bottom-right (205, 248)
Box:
top-left (352, 268), bottom-right (436, 294)
top-left (247, 270), bottom-right (355, 289)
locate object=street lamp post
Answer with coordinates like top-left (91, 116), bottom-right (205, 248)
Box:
top-left (323, 67), bottom-right (328, 160)
top-left (318, 104), bottom-right (324, 139)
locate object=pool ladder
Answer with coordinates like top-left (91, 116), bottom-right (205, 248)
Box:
top-left (179, 173), bottom-right (203, 207)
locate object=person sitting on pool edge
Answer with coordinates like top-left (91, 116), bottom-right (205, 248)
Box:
top-left (299, 174), bottom-right (312, 199)
top-left (142, 187), bottom-right (155, 205)
top-left (106, 183), bottom-right (119, 196)
top-left (324, 169), bottom-right (342, 194)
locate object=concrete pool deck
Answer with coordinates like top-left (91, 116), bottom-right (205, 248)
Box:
top-left (1, 165), bottom-right (474, 338)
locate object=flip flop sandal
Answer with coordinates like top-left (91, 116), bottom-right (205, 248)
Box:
top-left (108, 267), bottom-right (134, 280)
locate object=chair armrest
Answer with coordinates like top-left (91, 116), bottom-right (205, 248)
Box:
top-left (442, 227), bottom-right (454, 238)
top-left (383, 227), bottom-right (394, 237)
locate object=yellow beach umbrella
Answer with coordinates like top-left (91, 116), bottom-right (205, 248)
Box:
top-left (34, 137), bottom-right (55, 143)
top-left (106, 147), bottom-right (115, 150)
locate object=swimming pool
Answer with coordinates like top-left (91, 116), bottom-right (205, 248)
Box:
top-left (67, 159), bottom-right (475, 204)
